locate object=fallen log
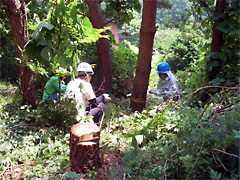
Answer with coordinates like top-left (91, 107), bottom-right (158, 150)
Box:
top-left (70, 122), bottom-right (102, 173)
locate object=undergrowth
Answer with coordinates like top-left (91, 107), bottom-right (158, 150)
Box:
top-left (0, 82), bottom-right (239, 180)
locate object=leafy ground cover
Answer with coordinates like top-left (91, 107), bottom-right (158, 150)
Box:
top-left (0, 80), bottom-right (239, 180)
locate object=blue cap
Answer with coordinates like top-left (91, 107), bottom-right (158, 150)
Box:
top-left (157, 62), bottom-right (171, 73)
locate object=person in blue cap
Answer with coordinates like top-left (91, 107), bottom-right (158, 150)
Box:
top-left (149, 62), bottom-right (180, 102)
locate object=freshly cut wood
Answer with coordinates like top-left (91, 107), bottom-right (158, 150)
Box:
top-left (70, 122), bottom-right (102, 173)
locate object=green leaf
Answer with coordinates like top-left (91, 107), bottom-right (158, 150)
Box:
top-left (55, 3), bottom-right (66, 18)
top-left (123, 166), bottom-right (133, 174)
top-left (41, 46), bottom-right (52, 61)
top-left (210, 52), bottom-right (220, 59)
top-left (131, 136), bottom-right (138, 149)
top-left (74, 175), bottom-right (84, 180)
top-left (233, 130), bottom-right (240, 139)
top-left (73, 68), bottom-right (78, 77)
top-left (29, 23), bottom-right (38, 30)
top-left (1, 142), bottom-right (12, 150)
top-left (83, 17), bottom-right (93, 29)
top-left (65, 172), bottom-right (78, 178)
top-left (212, 61), bottom-right (219, 67)
top-left (134, 3), bottom-right (142, 13)
top-left (70, 5), bottom-right (77, 22)
top-left (57, 53), bottom-right (67, 68)
top-left (32, 21), bottom-right (54, 39)
top-left (229, 29), bottom-right (240, 35)
top-left (25, 40), bottom-right (43, 58)
top-left (38, 38), bottom-right (49, 46)
top-left (210, 169), bottom-right (221, 180)
top-left (214, 140), bottom-right (221, 147)
top-left (122, 152), bottom-right (131, 165)
top-left (108, 169), bottom-right (120, 180)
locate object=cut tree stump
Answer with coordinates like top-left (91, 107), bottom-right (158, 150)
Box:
top-left (70, 122), bottom-right (102, 173)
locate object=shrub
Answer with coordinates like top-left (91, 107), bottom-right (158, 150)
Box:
top-left (165, 25), bottom-right (204, 73)
top-left (111, 43), bottom-right (138, 97)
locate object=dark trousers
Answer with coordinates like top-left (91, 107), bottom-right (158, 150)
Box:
top-left (86, 102), bottom-right (106, 123)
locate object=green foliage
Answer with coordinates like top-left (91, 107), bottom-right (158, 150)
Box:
top-left (164, 24), bottom-right (205, 73)
top-left (1, 1), bottom-right (240, 179)
top-left (37, 97), bottom-right (78, 128)
top-left (124, 0), bottom-right (197, 46)
top-left (111, 43), bottom-right (138, 97)
top-left (189, 0), bottom-right (240, 88)
top-left (2, 86), bottom-right (78, 128)
top-left (1, 73), bottom-right (239, 180)
top-left (62, 172), bottom-right (84, 180)
top-left (121, 10), bottom-right (142, 46)
top-left (112, 90), bottom-right (239, 179)
top-left (0, 115), bottom-right (71, 179)
top-left (208, 0), bottom-right (240, 86)
top-left (176, 55), bottom-right (208, 106)
top-left (24, 0), bottom-right (108, 79)
top-left (154, 26), bottom-right (180, 52)
top-left (156, 0), bottom-right (194, 27)
top-left (0, 81), bottom-right (18, 113)
top-left (0, 2), bottom-right (18, 82)
top-left (103, 0), bottom-right (141, 26)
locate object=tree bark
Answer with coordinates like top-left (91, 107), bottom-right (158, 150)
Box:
top-left (70, 122), bottom-right (102, 173)
top-left (3, 0), bottom-right (39, 108)
top-left (130, 0), bottom-right (157, 112)
top-left (86, 0), bottom-right (113, 93)
top-left (208, 0), bottom-right (226, 81)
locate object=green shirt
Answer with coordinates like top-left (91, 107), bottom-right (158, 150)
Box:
top-left (42, 76), bottom-right (67, 100)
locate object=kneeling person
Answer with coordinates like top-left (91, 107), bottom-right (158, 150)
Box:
top-left (66, 62), bottom-right (111, 124)
top-left (149, 62), bottom-right (180, 102)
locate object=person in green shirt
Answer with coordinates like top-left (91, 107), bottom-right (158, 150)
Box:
top-left (43, 67), bottom-right (68, 102)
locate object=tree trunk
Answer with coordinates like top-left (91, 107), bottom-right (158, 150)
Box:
top-left (3, 0), bottom-right (39, 108)
top-left (208, 0), bottom-right (226, 81)
top-left (70, 122), bottom-right (102, 173)
top-left (130, 0), bottom-right (157, 112)
top-left (86, 0), bottom-right (113, 93)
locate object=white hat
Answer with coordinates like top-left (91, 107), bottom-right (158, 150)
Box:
top-left (77, 62), bottom-right (93, 73)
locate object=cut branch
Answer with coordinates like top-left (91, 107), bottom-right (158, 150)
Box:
top-left (212, 148), bottom-right (239, 159)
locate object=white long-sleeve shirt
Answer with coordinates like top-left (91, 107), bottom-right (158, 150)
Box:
top-left (66, 78), bottom-right (96, 119)
top-left (149, 70), bottom-right (180, 101)
top-left (162, 71), bottom-right (180, 101)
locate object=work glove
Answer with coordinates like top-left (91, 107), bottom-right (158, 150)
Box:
top-left (102, 93), bottom-right (111, 103)
top-left (149, 89), bottom-right (161, 96)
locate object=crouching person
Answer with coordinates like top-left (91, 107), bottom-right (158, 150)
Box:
top-left (66, 62), bottom-right (111, 124)
top-left (149, 62), bottom-right (180, 102)
top-left (43, 67), bottom-right (68, 103)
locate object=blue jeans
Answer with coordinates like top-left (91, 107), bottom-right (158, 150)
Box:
top-left (45, 91), bottom-right (65, 103)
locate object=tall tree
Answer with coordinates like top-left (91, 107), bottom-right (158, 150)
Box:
top-left (86, 0), bottom-right (113, 93)
top-left (208, 0), bottom-right (226, 81)
top-left (3, 0), bottom-right (39, 108)
top-left (130, 0), bottom-right (157, 112)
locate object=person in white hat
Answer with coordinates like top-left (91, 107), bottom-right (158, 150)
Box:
top-left (66, 62), bottom-right (111, 123)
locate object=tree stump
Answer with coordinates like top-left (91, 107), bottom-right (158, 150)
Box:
top-left (70, 122), bottom-right (102, 173)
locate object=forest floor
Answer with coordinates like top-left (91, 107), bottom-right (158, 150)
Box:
top-left (60, 151), bottom-right (130, 180)
top-left (5, 150), bottom-right (127, 180)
